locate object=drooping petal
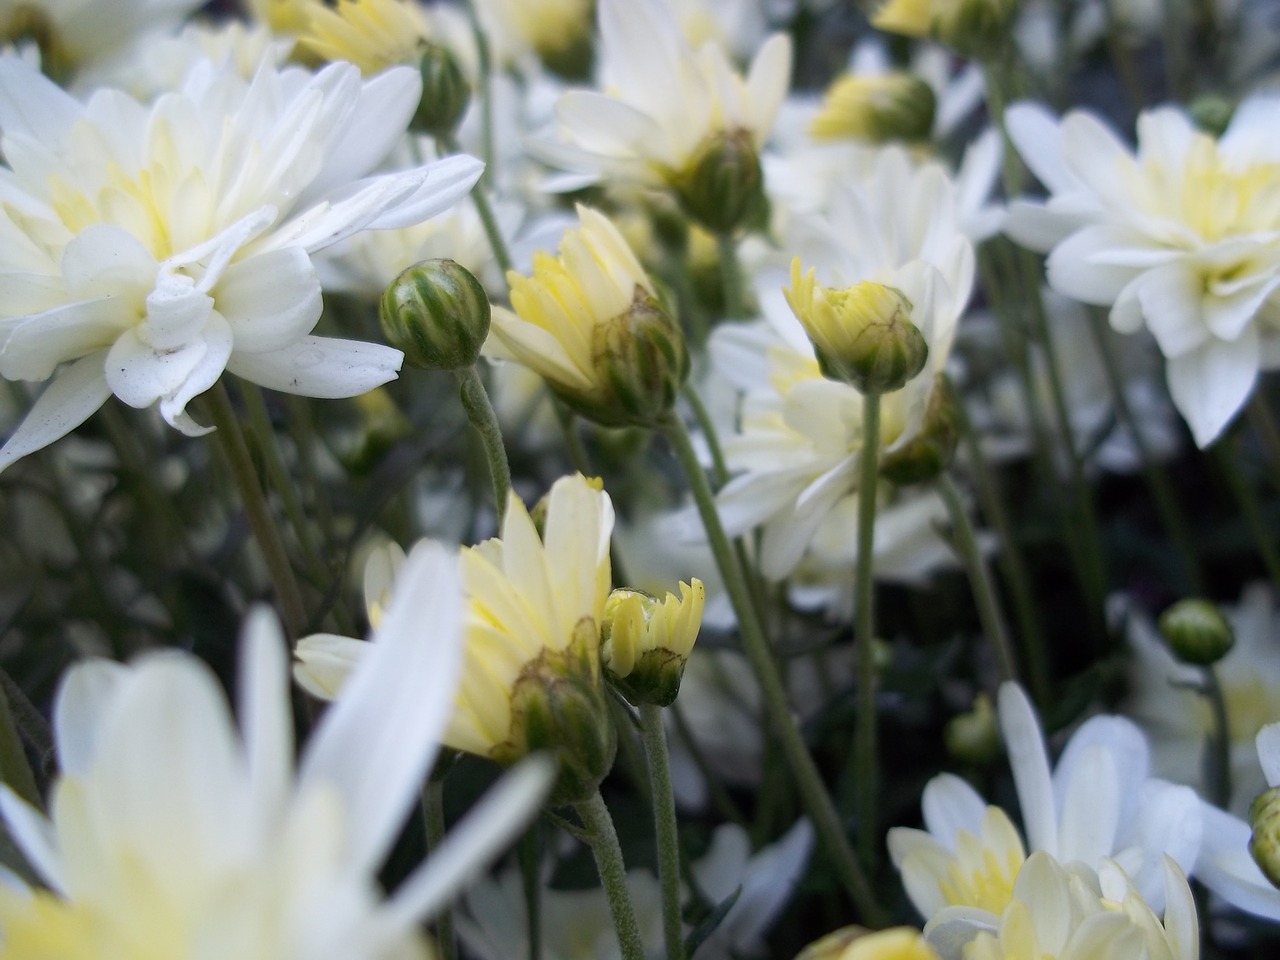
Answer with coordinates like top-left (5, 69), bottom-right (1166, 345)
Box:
top-left (0, 352), bottom-right (112, 474)
top-left (1166, 330), bottom-right (1259, 448)
top-left (237, 608), bottom-right (294, 844)
top-left (226, 335), bottom-right (402, 398)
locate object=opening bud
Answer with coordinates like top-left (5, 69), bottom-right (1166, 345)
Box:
top-left (785, 261), bottom-right (928, 395)
top-left (880, 377), bottom-right (958, 484)
top-left (411, 42), bottom-right (470, 139)
top-left (601, 580), bottom-right (705, 706)
top-left (379, 259), bottom-right (491, 371)
top-left (1158, 598), bottom-right (1234, 666)
top-left (1250, 787), bottom-right (1280, 890)
top-left (672, 128), bottom-right (767, 236)
top-left (871, 0), bottom-right (1018, 60)
top-left (810, 72), bottom-right (937, 144)
top-left (795, 926), bottom-right (942, 960)
top-left (491, 618), bottom-right (617, 806)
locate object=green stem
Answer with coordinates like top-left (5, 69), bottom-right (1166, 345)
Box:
top-left (439, 134), bottom-right (513, 279)
top-left (683, 385), bottom-right (729, 486)
top-left (575, 789), bottom-right (646, 960)
top-left (853, 393), bottom-right (881, 868)
top-left (1204, 667), bottom-right (1232, 810)
top-left (937, 474), bottom-right (1017, 683)
top-left (660, 415), bottom-right (886, 924)
top-left (716, 233), bottom-right (747, 320)
top-left (518, 828), bottom-right (543, 960)
top-left (421, 779), bottom-right (459, 960)
top-left (553, 401), bottom-right (593, 476)
top-left (462, 0), bottom-right (496, 186)
top-left (0, 671), bottom-right (40, 808)
top-left (455, 366), bottom-right (512, 524)
top-left (640, 704), bottom-right (686, 960)
top-left (207, 383), bottom-right (307, 637)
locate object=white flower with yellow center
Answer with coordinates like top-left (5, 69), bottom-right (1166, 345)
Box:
top-left (0, 55), bottom-right (482, 472)
top-left (1004, 94), bottom-right (1280, 447)
top-left (0, 543), bottom-right (554, 960)
top-left (531, 0), bottom-right (791, 192)
top-left (889, 683), bottom-right (1203, 925)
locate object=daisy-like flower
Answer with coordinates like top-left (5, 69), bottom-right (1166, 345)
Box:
top-left (296, 474), bottom-right (617, 801)
top-left (796, 926), bottom-right (940, 960)
top-left (889, 682), bottom-right (1203, 922)
top-left (925, 852), bottom-right (1199, 960)
top-left (1004, 94), bottom-right (1280, 447)
top-left (601, 578), bottom-right (706, 706)
top-left (0, 542), bottom-right (554, 959)
top-left (532, 0), bottom-right (791, 211)
top-left (0, 55), bottom-right (482, 472)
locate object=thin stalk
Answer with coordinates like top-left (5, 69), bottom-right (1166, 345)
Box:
top-left (683, 385), bottom-right (729, 486)
top-left (455, 366), bottom-right (512, 524)
top-left (421, 779), bottom-right (458, 960)
top-left (207, 383), bottom-right (307, 637)
top-left (1204, 668), bottom-right (1232, 810)
top-left (518, 828), bottom-right (543, 960)
top-left (852, 393), bottom-right (881, 868)
top-left (462, 0), bottom-right (496, 185)
top-left (439, 134), bottom-right (513, 279)
top-left (660, 415), bottom-right (886, 924)
top-left (640, 704), bottom-right (685, 960)
top-left (716, 233), bottom-right (747, 319)
top-left (937, 474), bottom-right (1017, 683)
top-left (0, 672), bottom-right (40, 808)
top-left (575, 789), bottom-right (646, 960)
top-left (553, 401), bottom-right (593, 476)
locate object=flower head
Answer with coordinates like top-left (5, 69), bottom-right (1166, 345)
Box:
top-left (296, 0), bottom-right (432, 75)
top-left (809, 72), bottom-right (937, 144)
top-left (796, 927), bottom-right (941, 960)
top-left (0, 56), bottom-right (482, 471)
top-left (871, 0), bottom-right (1019, 58)
top-left (601, 579), bottom-right (705, 706)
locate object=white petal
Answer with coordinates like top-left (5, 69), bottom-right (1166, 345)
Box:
top-left (1166, 331), bottom-right (1259, 448)
top-left (1259, 723), bottom-right (1280, 787)
top-left (308, 66), bottom-right (421, 199)
top-left (1136, 264), bottom-right (1210, 359)
top-left (0, 57), bottom-right (81, 144)
top-left (1004, 101), bottom-right (1070, 193)
top-left (158, 312), bottom-right (233, 432)
top-left (53, 659), bottom-right (128, 777)
top-left (237, 608), bottom-right (294, 843)
top-left (298, 541), bottom-right (464, 875)
top-left (921, 772), bottom-right (988, 846)
top-left (364, 154), bottom-right (485, 232)
top-left (0, 298), bottom-right (132, 381)
top-left (215, 248), bottom-right (322, 354)
top-left (0, 788), bottom-right (64, 893)
top-left (997, 682), bottom-right (1057, 857)
top-left (105, 327), bottom-right (206, 411)
top-left (924, 905), bottom-right (999, 960)
top-left (1056, 744), bottom-right (1120, 867)
top-left (226, 336), bottom-right (402, 399)
top-left (0, 352), bottom-right (112, 474)
top-left (1195, 801), bottom-right (1280, 921)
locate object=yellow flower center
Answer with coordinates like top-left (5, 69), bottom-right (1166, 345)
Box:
top-left (936, 814), bottom-right (1026, 915)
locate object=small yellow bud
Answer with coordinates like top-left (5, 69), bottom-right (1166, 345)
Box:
top-left (602, 580), bottom-right (705, 706)
top-left (944, 693), bottom-right (1001, 765)
top-left (1250, 787), bottom-right (1280, 889)
top-left (411, 42), bottom-right (470, 138)
top-left (672, 128), bottom-right (768, 236)
top-left (795, 926), bottom-right (941, 960)
top-left (785, 260), bottom-right (927, 395)
top-left (810, 72), bottom-right (937, 144)
top-left (379, 259), bottom-right (491, 371)
top-left (871, 0), bottom-right (1018, 60)
top-left (1158, 598), bottom-right (1235, 666)
top-left (880, 377), bottom-right (958, 484)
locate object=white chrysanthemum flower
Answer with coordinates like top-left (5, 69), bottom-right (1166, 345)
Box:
top-left (1004, 94), bottom-right (1280, 447)
top-left (0, 542), bottom-right (554, 959)
top-left (889, 682), bottom-right (1203, 922)
top-left (0, 56), bottom-right (482, 472)
top-left (924, 852), bottom-right (1199, 960)
top-left (531, 0), bottom-right (791, 192)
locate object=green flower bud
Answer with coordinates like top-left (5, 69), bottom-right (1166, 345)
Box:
top-left (491, 618), bottom-right (617, 805)
top-left (379, 259), bottom-right (491, 371)
top-left (672, 128), bottom-right (767, 236)
top-left (1158, 598), bottom-right (1235, 666)
top-left (944, 693), bottom-right (1001, 765)
top-left (411, 42), bottom-right (470, 139)
top-left (1250, 787), bottom-right (1280, 890)
top-left (1189, 95), bottom-right (1235, 138)
top-left (810, 72), bottom-right (937, 144)
top-left (601, 580), bottom-right (705, 706)
top-left (880, 377), bottom-right (959, 485)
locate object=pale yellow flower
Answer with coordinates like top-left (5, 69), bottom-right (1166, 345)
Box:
top-left (810, 72), bottom-right (937, 143)
top-left (601, 579), bottom-right (705, 705)
top-left (871, 0), bottom-right (1018, 55)
top-left (796, 926), bottom-right (940, 960)
top-left (297, 0), bottom-right (432, 74)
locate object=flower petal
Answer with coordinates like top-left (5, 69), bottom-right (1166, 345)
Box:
top-left (0, 352), bottom-right (112, 474)
top-left (1166, 330), bottom-right (1259, 448)
top-left (997, 682), bottom-right (1057, 857)
top-left (215, 247), bottom-right (322, 354)
top-left (226, 335), bottom-right (402, 399)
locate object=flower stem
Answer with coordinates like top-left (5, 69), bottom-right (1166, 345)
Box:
top-left (937, 474), bottom-right (1017, 683)
top-left (207, 382), bottom-right (307, 637)
top-left (1204, 667), bottom-right (1232, 810)
top-left (853, 392), bottom-right (881, 868)
top-left (518, 827), bottom-right (543, 960)
top-left (439, 134), bottom-right (513, 279)
top-left (421, 779), bottom-right (459, 960)
top-left (660, 414), bottom-right (886, 925)
top-left (455, 365), bottom-right (512, 524)
top-left (575, 789), bottom-right (646, 960)
top-left (716, 233), bottom-right (747, 319)
top-left (640, 704), bottom-right (686, 960)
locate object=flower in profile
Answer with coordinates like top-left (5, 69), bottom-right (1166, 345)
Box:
top-left (870, 0), bottom-right (1019, 58)
top-left (601, 579), bottom-right (706, 706)
top-left (0, 543), bottom-right (554, 959)
top-left (0, 55), bottom-right (483, 473)
top-left (809, 71), bottom-right (937, 144)
top-left (1004, 94), bottom-right (1280, 447)
top-left (889, 682), bottom-right (1203, 922)
top-left (532, 0), bottom-right (791, 224)
top-left (487, 205), bottom-right (688, 428)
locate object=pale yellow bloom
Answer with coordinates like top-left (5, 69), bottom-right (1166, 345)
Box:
top-left (810, 72), bottom-right (937, 143)
top-left (796, 926), bottom-right (940, 960)
top-left (602, 579), bottom-right (705, 705)
top-left (297, 0), bottom-right (432, 74)
top-left (871, 0), bottom-right (1017, 55)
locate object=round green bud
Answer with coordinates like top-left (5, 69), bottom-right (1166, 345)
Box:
top-left (411, 42), bottom-right (470, 139)
top-left (944, 693), bottom-right (1001, 765)
top-left (1250, 787), bottom-right (1280, 890)
top-left (672, 128), bottom-right (767, 236)
top-left (379, 259), bottom-right (491, 371)
top-left (1158, 598), bottom-right (1235, 666)
top-left (880, 377), bottom-right (959, 485)
top-left (1189, 95), bottom-right (1235, 138)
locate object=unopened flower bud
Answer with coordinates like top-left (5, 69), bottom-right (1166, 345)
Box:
top-left (1189, 94), bottom-right (1234, 137)
top-left (810, 72), bottom-right (937, 143)
top-left (1159, 598), bottom-right (1235, 666)
top-left (602, 580), bottom-right (705, 706)
top-left (379, 259), bottom-right (491, 371)
top-left (674, 128), bottom-right (767, 236)
top-left (880, 377), bottom-right (958, 485)
top-left (795, 926), bottom-right (941, 960)
top-left (411, 42), bottom-right (470, 138)
top-left (785, 260), bottom-right (927, 395)
top-left (1250, 787), bottom-right (1280, 890)
top-left (491, 618), bottom-right (617, 805)
top-left (944, 692), bottom-right (1000, 765)
top-left (871, 0), bottom-right (1018, 60)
